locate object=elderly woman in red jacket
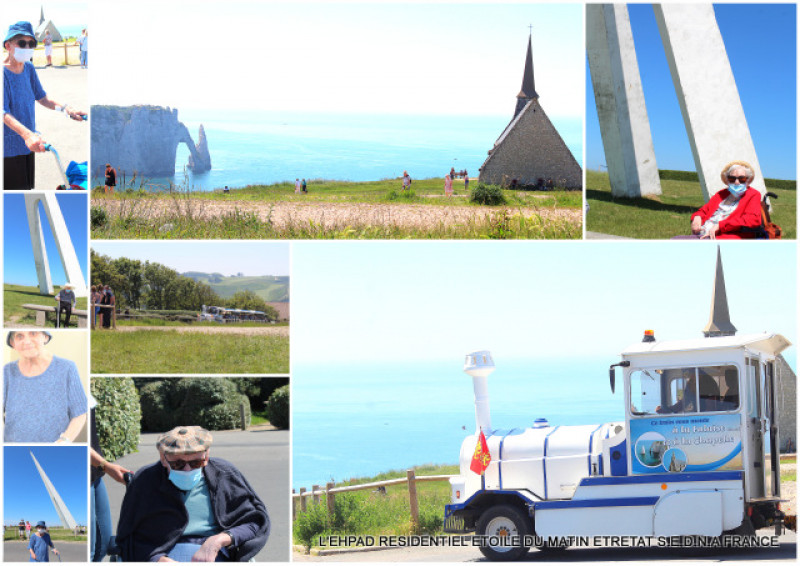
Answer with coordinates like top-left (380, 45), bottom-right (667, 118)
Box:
top-left (686, 161), bottom-right (762, 240)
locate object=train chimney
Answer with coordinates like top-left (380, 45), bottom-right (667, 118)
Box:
top-left (464, 350), bottom-right (495, 434)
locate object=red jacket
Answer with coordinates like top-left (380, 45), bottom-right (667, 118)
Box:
top-left (691, 187), bottom-right (762, 239)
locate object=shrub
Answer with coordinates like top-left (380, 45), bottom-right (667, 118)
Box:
top-left (91, 378), bottom-right (141, 461)
top-left (469, 183), bottom-right (506, 205)
top-left (91, 206), bottom-right (108, 229)
top-left (264, 384), bottom-right (289, 429)
top-left (293, 501), bottom-right (331, 550)
top-left (139, 378), bottom-right (251, 432)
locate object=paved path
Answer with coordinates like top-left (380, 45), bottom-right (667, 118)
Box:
top-left (585, 231), bottom-right (635, 240)
top-left (4, 540), bottom-right (87, 562)
top-left (33, 66), bottom-right (89, 190)
top-left (105, 428), bottom-right (289, 562)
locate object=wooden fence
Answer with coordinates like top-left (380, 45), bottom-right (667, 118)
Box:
top-left (90, 302), bottom-right (117, 329)
top-left (292, 470), bottom-right (454, 532)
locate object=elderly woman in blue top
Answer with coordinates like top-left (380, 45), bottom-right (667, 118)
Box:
top-left (4, 331), bottom-right (87, 442)
top-left (3, 21), bottom-right (86, 190)
top-left (28, 521), bottom-right (60, 562)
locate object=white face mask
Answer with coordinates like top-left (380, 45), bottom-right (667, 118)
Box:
top-left (13, 48), bottom-right (34, 63)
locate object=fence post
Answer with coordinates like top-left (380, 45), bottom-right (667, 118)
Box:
top-left (299, 487), bottom-right (307, 512)
top-left (407, 469), bottom-right (419, 533)
top-left (239, 402), bottom-right (247, 430)
top-left (90, 301), bottom-right (95, 329)
top-left (326, 482), bottom-right (335, 517)
top-left (292, 489), bottom-right (296, 521)
top-left (312, 485), bottom-right (320, 505)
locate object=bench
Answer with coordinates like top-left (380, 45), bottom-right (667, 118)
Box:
top-left (22, 304), bottom-right (89, 328)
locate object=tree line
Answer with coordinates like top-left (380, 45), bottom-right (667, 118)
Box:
top-left (90, 252), bottom-right (278, 319)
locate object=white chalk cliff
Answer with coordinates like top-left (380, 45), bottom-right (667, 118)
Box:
top-left (91, 105), bottom-right (211, 177)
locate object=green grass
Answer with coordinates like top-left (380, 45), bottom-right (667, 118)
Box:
top-left (115, 318), bottom-right (285, 328)
top-left (250, 409), bottom-right (270, 426)
top-left (293, 464), bottom-right (459, 549)
top-left (91, 331), bottom-right (288, 374)
top-left (4, 284), bottom-right (89, 327)
top-left (91, 179), bottom-right (582, 240)
top-left (3, 528), bottom-right (86, 542)
top-left (586, 170), bottom-right (796, 239)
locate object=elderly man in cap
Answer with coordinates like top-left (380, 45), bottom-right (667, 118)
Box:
top-left (54, 283), bottom-right (76, 328)
top-left (116, 426), bottom-right (269, 562)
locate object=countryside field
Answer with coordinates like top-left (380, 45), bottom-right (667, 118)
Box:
top-left (90, 179), bottom-right (582, 240)
top-left (586, 171), bottom-right (796, 239)
top-left (91, 329), bottom-right (289, 374)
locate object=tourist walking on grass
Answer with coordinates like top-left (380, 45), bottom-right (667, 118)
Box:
top-left (302, 178), bottom-right (307, 193)
top-left (295, 178), bottom-right (301, 194)
top-left (76, 29), bottom-right (88, 69)
top-left (3, 22), bottom-right (87, 190)
top-left (464, 170), bottom-right (469, 192)
top-left (101, 285), bottom-right (115, 329)
top-left (444, 174), bottom-right (453, 197)
top-left (43, 31), bottom-right (52, 67)
top-left (91, 285), bottom-right (102, 328)
top-left (402, 170), bottom-right (411, 190)
top-left (104, 163), bottom-right (116, 193)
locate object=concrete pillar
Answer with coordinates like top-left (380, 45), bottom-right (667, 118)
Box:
top-left (587, 4), bottom-right (661, 198)
top-left (654, 4), bottom-right (765, 200)
top-left (31, 451), bottom-right (78, 530)
top-left (24, 193), bottom-right (87, 297)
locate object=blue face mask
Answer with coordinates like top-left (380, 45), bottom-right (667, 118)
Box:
top-left (728, 183), bottom-right (747, 197)
top-left (168, 467), bottom-right (203, 491)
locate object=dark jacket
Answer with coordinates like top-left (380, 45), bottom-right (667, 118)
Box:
top-left (116, 458), bottom-right (269, 562)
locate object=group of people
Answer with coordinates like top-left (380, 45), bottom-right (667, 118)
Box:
top-left (294, 178), bottom-right (308, 194)
top-left (91, 284), bottom-right (115, 329)
top-left (3, 21), bottom-right (87, 190)
top-left (40, 28), bottom-right (87, 69)
top-left (444, 167), bottom-right (469, 197)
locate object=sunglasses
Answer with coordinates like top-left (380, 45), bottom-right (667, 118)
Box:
top-left (727, 176), bottom-right (748, 183)
top-left (164, 454), bottom-right (207, 470)
top-left (15, 39), bottom-right (37, 49)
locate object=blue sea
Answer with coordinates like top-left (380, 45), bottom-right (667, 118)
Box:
top-left (145, 109), bottom-right (582, 191)
top-left (292, 357), bottom-right (619, 491)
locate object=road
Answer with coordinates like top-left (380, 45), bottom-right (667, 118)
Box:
top-left (293, 528), bottom-right (796, 562)
top-left (4, 540), bottom-right (87, 562)
top-left (105, 427), bottom-right (289, 561)
top-left (111, 325), bottom-right (289, 336)
top-left (33, 65), bottom-right (89, 190)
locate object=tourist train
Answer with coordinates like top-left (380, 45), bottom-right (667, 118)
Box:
top-left (199, 305), bottom-right (270, 323)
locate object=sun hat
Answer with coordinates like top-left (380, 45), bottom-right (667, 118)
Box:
top-left (6, 331), bottom-right (52, 348)
top-left (4, 22), bottom-right (36, 45)
top-left (35, 521), bottom-right (46, 528)
top-left (63, 283), bottom-right (74, 289)
top-left (157, 426), bottom-right (213, 455)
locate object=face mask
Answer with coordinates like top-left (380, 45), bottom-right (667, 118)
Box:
top-left (37, 529), bottom-right (44, 533)
top-left (728, 183), bottom-right (747, 197)
top-left (13, 48), bottom-right (34, 63)
top-left (168, 467), bottom-right (203, 490)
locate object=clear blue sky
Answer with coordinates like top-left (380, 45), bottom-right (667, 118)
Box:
top-left (91, 241), bottom-right (289, 276)
top-left (4, 194), bottom-right (88, 287)
top-left (586, 4), bottom-right (796, 180)
top-left (293, 241), bottom-right (796, 367)
top-left (4, 446), bottom-right (88, 527)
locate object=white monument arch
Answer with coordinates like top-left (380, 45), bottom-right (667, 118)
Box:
top-left (30, 451), bottom-right (78, 530)
top-left (24, 193), bottom-right (87, 297)
top-left (587, 4), bottom-right (766, 200)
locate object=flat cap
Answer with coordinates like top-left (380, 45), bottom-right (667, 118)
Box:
top-left (156, 426), bottom-right (213, 454)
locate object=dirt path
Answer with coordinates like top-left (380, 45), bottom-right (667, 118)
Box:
top-left (95, 198), bottom-right (581, 231)
top-left (108, 325), bottom-right (288, 336)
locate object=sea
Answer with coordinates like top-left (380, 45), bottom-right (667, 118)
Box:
top-left (291, 357), bottom-right (618, 491)
top-left (142, 109), bottom-right (582, 191)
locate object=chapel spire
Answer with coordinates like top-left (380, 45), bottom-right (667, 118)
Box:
top-left (703, 247), bottom-right (737, 337)
top-left (514, 32), bottom-right (539, 117)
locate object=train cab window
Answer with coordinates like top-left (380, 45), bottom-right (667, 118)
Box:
top-left (630, 365), bottom-right (738, 416)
